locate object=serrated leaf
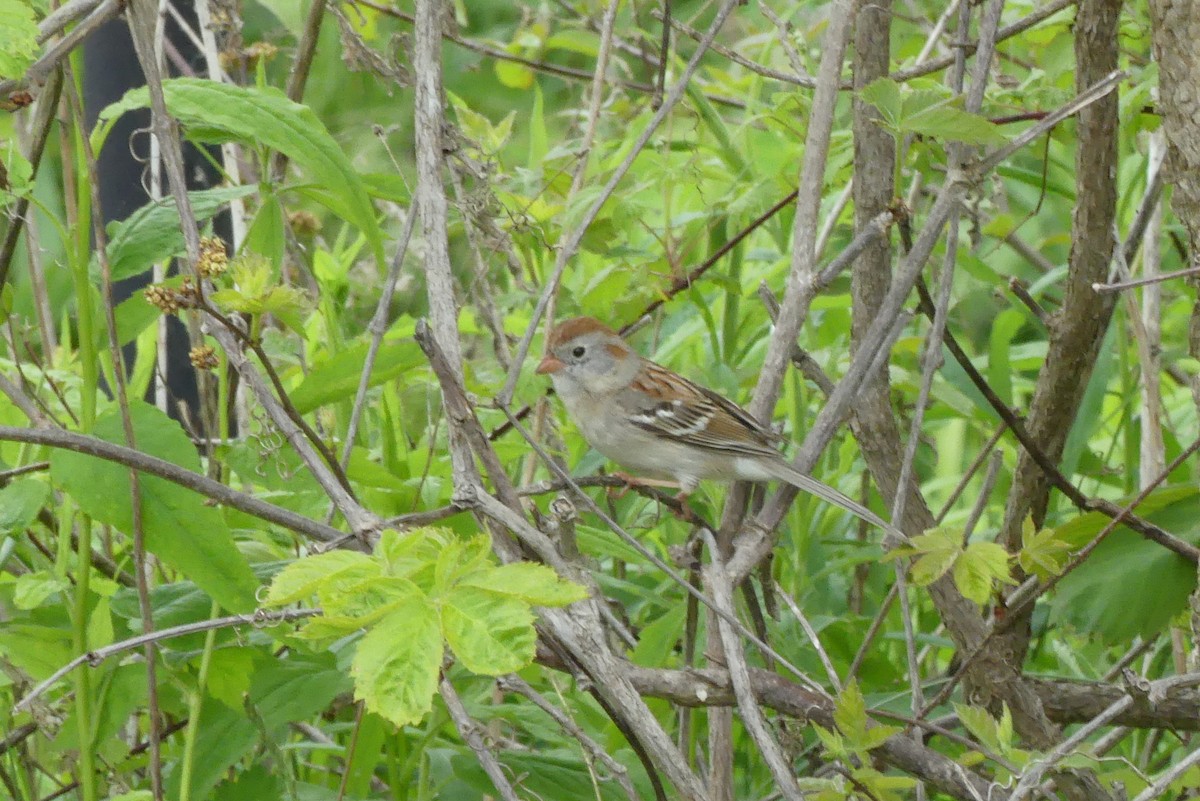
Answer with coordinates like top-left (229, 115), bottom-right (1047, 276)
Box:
top-left (833, 681), bottom-right (868, 741)
top-left (264, 550), bottom-right (377, 606)
top-left (860, 724), bottom-right (902, 751)
top-left (49, 403), bottom-right (259, 613)
top-left (953, 541), bottom-right (1013, 605)
top-left (376, 527), bottom-right (449, 590)
top-left (351, 599), bottom-right (442, 727)
top-left (441, 586), bottom-right (535, 675)
top-left (458, 562), bottom-right (588, 606)
top-left (1018, 520), bottom-right (1074, 580)
top-left (903, 526), bottom-right (963, 586)
top-left (321, 575), bottom-right (421, 626)
top-left (812, 724), bottom-right (848, 759)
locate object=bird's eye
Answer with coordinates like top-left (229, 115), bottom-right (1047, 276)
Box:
top-left (571, 345), bottom-right (586, 358)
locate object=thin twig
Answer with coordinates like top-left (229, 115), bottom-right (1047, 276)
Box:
top-left (0, 425), bottom-right (348, 543)
top-left (702, 530), bottom-right (805, 801)
top-left (14, 608), bottom-right (321, 713)
top-left (497, 675), bottom-right (641, 801)
top-left (440, 678), bottom-right (522, 801)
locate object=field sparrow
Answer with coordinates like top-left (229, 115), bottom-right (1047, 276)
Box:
top-left (536, 316), bottom-right (894, 532)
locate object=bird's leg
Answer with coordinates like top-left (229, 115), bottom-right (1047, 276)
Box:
top-left (609, 472), bottom-right (682, 499)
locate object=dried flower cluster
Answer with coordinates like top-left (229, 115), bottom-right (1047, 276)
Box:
top-left (198, 236), bottom-right (228, 278)
top-left (143, 277), bottom-right (200, 313)
top-left (188, 345), bottom-right (219, 370)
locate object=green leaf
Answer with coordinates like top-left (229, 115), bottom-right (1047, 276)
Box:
top-left (12, 570), bottom-right (70, 609)
top-left (252, 651), bottom-right (350, 729)
top-left (899, 527), bottom-right (962, 586)
top-left (264, 550), bottom-right (377, 606)
top-left (377, 527), bottom-right (449, 590)
top-left (812, 723), bottom-right (848, 759)
top-left (205, 647), bottom-right (256, 709)
top-left (457, 562), bottom-right (588, 606)
top-left (0, 0), bottom-right (38, 80)
top-left (49, 402), bottom-right (259, 613)
top-left (321, 575), bottom-right (422, 626)
top-left (441, 585), bottom-right (535, 675)
top-left (0, 477), bottom-right (49, 533)
top-left (100, 186), bottom-right (257, 282)
top-left (289, 338), bottom-right (423, 414)
top-left (833, 681), bottom-right (869, 741)
top-left (858, 78), bottom-right (903, 130)
top-left (1, 138), bottom-right (32, 208)
top-left (953, 541), bottom-right (1013, 605)
top-left (95, 79), bottom-right (384, 268)
top-left (955, 703), bottom-right (1001, 751)
top-left (905, 104), bottom-right (1006, 145)
top-left (1048, 487), bottom-right (1200, 641)
top-left (351, 598), bottom-right (443, 727)
top-left (1018, 517), bottom-right (1074, 580)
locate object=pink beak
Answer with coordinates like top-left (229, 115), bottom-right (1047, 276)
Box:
top-left (536, 355), bottom-right (565, 375)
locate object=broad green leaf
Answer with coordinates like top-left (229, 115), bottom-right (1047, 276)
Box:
top-left (630, 602), bottom-right (686, 667)
top-left (458, 562), bottom-right (588, 606)
top-left (252, 651), bottom-right (350, 729)
top-left (833, 681), bottom-right (868, 741)
top-left (955, 703), bottom-right (1001, 751)
top-left (0, 623), bottom-right (74, 679)
top-left (0, 477), bottom-right (49, 533)
top-left (1049, 488), bottom-right (1200, 641)
top-left (351, 597), bottom-right (442, 727)
top-left (361, 172), bottom-right (411, 203)
top-left (859, 78), bottom-right (903, 130)
top-left (433, 535), bottom-right (493, 592)
top-left (12, 570), bottom-right (69, 609)
top-left (205, 647), bottom-right (257, 709)
top-left (264, 550), bottom-right (377, 606)
top-left (289, 338), bottom-right (423, 414)
top-left (166, 702), bottom-right (255, 801)
top-left (99, 186), bottom-right (257, 282)
top-left (905, 104), bottom-right (1006, 145)
top-left (211, 765), bottom-right (280, 801)
top-left (0, 0), bottom-right (38, 80)
top-left (49, 402), bottom-right (259, 613)
top-left (953, 541), bottom-right (1013, 605)
top-left (441, 585), bottom-right (535, 675)
top-left (243, 193), bottom-right (286, 268)
top-left (95, 79), bottom-right (384, 268)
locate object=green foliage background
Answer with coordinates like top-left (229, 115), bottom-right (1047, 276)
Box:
top-left (1, 0), bottom-right (1198, 799)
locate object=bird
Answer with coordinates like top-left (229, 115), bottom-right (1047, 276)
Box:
top-left (535, 316), bottom-right (895, 532)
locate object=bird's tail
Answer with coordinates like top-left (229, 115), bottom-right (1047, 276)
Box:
top-left (773, 461), bottom-right (902, 539)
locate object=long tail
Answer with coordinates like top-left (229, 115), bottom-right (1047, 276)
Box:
top-left (774, 461), bottom-right (903, 539)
